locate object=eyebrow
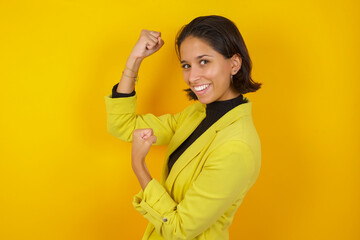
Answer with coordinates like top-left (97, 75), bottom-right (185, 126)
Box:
top-left (180, 54), bottom-right (213, 64)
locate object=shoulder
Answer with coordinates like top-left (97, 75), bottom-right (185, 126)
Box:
top-left (177, 101), bottom-right (205, 120)
top-left (217, 102), bottom-right (257, 140)
top-left (182, 101), bottom-right (205, 114)
top-left (210, 101), bottom-right (261, 164)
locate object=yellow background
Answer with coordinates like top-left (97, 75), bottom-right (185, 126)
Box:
top-left (1, 0), bottom-right (359, 239)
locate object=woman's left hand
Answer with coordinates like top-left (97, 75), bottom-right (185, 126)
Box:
top-left (131, 128), bottom-right (157, 165)
top-left (131, 129), bottom-right (156, 190)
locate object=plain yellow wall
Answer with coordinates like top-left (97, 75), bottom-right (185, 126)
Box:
top-left (1, 0), bottom-right (359, 239)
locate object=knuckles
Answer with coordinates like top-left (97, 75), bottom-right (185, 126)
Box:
top-left (133, 128), bottom-right (154, 137)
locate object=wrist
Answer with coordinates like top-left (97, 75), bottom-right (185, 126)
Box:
top-left (126, 55), bottom-right (143, 72)
top-left (131, 161), bottom-right (152, 190)
top-left (132, 158), bottom-right (145, 171)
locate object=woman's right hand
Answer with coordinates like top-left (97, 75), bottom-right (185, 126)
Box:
top-left (117, 30), bottom-right (164, 94)
top-left (129, 30), bottom-right (165, 60)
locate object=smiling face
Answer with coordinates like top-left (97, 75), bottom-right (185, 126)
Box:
top-left (179, 36), bottom-right (241, 104)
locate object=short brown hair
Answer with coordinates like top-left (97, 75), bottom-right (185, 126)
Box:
top-left (176, 15), bottom-right (261, 100)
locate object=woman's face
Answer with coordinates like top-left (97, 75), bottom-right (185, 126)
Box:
top-left (179, 36), bottom-right (241, 104)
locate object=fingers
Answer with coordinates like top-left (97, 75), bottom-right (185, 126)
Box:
top-left (131, 29), bottom-right (164, 59)
top-left (149, 30), bottom-right (161, 38)
top-left (158, 37), bottom-right (165, 48)
top-left (133, 128), bottom-right (156, 143)
top-left (147, 135), bottom-right (157, 144)
top-left (147, 33), bottom-right (158, 45)
top-left (140, 128), bottom-right (153, 140)
top-left (149, 31), bottom-right (163, 48)
top-left (146, 38), bottom-right (160, 50)
top-left (147, 37), bottom-right (165, 52)
top-left (141, 29), bottom-right (163, 50)
top-left (131, 129), bottom-right (155, 161)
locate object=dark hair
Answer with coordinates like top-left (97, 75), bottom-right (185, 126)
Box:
top-left (175, 15), bottom-right (261, 100)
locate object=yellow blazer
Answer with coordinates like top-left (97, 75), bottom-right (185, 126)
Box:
top-left (104, 94), bottom-right (261, 240)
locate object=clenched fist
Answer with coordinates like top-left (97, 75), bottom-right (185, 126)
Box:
top-left (131, 128), bottom-right (157, 164)
top-left (129, 30), bottom-right (165, 60)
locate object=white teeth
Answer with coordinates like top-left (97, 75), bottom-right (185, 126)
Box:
top-left (194, 84), bottom-right (210, 91)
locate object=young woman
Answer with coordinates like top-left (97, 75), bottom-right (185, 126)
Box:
top-left (105, 15), bottom-right (261, 240)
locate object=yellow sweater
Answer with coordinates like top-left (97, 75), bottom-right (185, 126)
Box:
top-left (104, 94), bottom-right (261, 240)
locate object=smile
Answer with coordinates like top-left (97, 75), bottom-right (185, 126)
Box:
top-left (194, 84), bottom-right (210, 92)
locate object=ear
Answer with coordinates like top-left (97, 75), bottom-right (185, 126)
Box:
top-left (231, 54), bottom-right (242, 75)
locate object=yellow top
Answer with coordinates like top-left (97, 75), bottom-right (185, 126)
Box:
top-left (104, 94), bottom-right (261, 240)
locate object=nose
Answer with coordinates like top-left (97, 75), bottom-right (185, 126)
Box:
top-left (188, 67), bottom-right (201, 83)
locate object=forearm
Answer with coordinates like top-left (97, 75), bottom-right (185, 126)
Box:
top-left (116, 55), bottom-right (143, 94)
top-left (132, 160), bottom-right (152, 191)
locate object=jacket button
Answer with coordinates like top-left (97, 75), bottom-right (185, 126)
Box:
top-left (163, 217), bottom-right (168, 222)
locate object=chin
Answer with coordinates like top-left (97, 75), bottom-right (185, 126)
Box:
top-left (197, 96), bottom-right (214, 105)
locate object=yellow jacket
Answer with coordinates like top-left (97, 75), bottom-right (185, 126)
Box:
top-left (104, 94), bottom-right (261, 240)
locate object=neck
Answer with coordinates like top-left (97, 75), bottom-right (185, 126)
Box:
top-left (206, 94), bottom-right (245, 116)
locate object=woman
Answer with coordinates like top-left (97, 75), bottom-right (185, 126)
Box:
top-left (105, 15), bottom-right (261, 240)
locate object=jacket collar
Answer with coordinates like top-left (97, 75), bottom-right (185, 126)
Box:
top-left (161, 100), bottom-right (252, 190)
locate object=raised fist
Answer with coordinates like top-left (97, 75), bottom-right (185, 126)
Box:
top-left (129, 30), bottom-right (165, 60)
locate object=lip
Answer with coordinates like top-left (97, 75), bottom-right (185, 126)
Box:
top-left (192, 83), bottom-right (211, 96)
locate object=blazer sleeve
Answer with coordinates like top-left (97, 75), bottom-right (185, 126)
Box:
top-left (132, 140), bottom-right (257, 240)
top-left (104, 94), bottom-right (182, 145)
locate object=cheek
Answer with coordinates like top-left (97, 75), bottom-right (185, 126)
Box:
top-left (182, 72), bottom-right (190, 85)
top-left (205, 66), bottom-right (221, 81)
top-left (212, 64), bottom-right (231, 82)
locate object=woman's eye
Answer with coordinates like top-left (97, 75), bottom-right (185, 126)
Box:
top-left (200, 59), bottom-right (208, 65)
top-left (182, 64), bottom-right (190, 69)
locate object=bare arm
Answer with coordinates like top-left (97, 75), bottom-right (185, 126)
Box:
top-left (131, 128), bottom-right (157, 190)
top-left (116, 30), bottom-right (165, 188)
top-left (117, 30), bottom-right (165, 94)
